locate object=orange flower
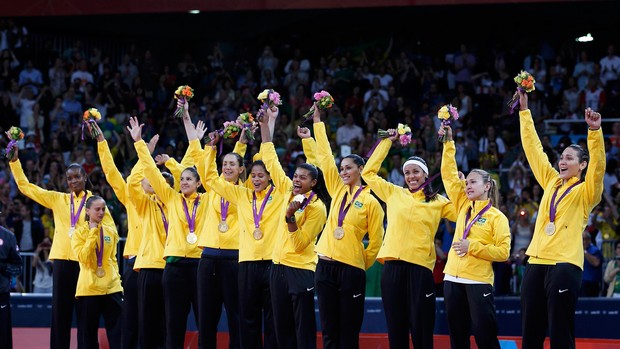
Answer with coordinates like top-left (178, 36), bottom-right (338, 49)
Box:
top-left (19, 132), bottom-right (24, 139)
top-left (83, 110), bottom-right (90, 121)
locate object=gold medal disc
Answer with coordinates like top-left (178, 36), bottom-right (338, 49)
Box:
top-left (186, 233), bottom-right (198, 244)
top-left (253, 228), bottom-right (263, 240)
top-left (334, 227), bottom-right (345, 240)
top-left (95, 267), bottom-right (106, 278)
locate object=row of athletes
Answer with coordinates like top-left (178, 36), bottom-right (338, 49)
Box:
top-left (6, 89), bottom-right (604, 349)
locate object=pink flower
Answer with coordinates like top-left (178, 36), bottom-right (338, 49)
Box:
top-left (269, 92), bottom-right (282, 105)
top-left (399, 134), bottom-right (412, 146)
top-left (314, 90), bottom-right (330, 101)
top-left (448, 105), bottom-right (460, 121)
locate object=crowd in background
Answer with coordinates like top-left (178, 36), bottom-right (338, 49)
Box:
top-left (2, 16), bottom-right (620, 297)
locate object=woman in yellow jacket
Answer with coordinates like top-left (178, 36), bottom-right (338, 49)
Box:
top-left (7, 142), bottom-right (116, 349)
top-left (194, 124), bottom-right (286, 349)
top-left (310, 105), bottom-right (385, 349)
top-left (128, 115), bottom-right (207, 349)
top-left (90, 121), bottom-right (159, 349)
top-left (71, 195), bottom-right (123, 349)
top-left (128, 164), bottom-right (174, 348)
top-left (260, 112), bottom-right (328, 349)
top-left (439, 125), bottom-right (510, 349)
top-left (174, 118), bottom-right (249, 349)
top-left (516, 90), bottom-right (605, 349)
top-left (362, 131), bottom-right (456, 349)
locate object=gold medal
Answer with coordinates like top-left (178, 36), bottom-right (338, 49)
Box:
top-left (186, 232), bottom-right (198, 244)
top-left (95, 267), bottom-right (105, 278)
top-left (253, 228), bottom-right (263, 240)
top-left (545, 222), bottom-right (556, 236)
top-left (69, 226), bottom-right (75, 238)
top-left (218, 221), bottom-right (229, 233)
top-left (334, 226), bottom-right (345, 240)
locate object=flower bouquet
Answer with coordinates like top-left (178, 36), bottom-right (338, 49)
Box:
top-left (256, 89), bottom-right (282, 122)
top-left (204, 121), bottom-right (242, 144)
top-left (507, 70), bottom-right (536, 113)
top-left (302, 90), bottom-right (334, 119)
top-left (173, 85), bottom-right (195, 118)
top-left (83, 108), bottom-right (102, 139)
top-left (5, 126), bottom-right (24, 159)
top-left (377, 123), bottom-right (413, 146)
top-left (237, 112), bottom-right (256, 143)
top-left (437, 104), bottom-right (459, 143)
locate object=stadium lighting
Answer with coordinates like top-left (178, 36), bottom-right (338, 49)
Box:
top-left (188, 10), bottom-right (200, 14)
top-left (575, 33), bottom-right (593, 42)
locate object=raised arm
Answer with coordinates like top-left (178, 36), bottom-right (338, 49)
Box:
top-left (518, 89), bottom-right (558, 187)
top-left (361, 137), bottom-right (397, 202)
top-left (128, 116), bottom-right (176, 204)
top-left (312, 105), bottom-right (343, 195)
top-left (583, 108), bottom-right (606, 209)
top-left (297, 126), bottom-right (319, 165)
top-left (439, 126), bottom-right (467, 209)
top-left (8, 145), bottom-right (60, 208)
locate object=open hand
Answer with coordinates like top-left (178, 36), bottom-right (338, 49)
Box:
top-left (126, 116), bottom-right (143, 142)
top-left (195, 120), bottom-right (207, 140)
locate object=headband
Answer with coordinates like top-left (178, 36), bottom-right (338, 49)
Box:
top-left (403, 159), bottom-right (428, 176)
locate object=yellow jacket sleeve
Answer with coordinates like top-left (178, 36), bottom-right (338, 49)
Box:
top-left (583, 128), bottom-right (606, 209)
top-left (197, 143), bottom-right (246, 205)
top-left (72, 226), bottom-right (99, 269)
top-left (135, 140), bottom-right (176, 205)
top-left (313, 121), bottom-right (343, 196)
top-left (164, 157), bottom-right (184, 192)
top-left (301, 138), bottom-right (319, 165)
top-left (289, 199), bottom-right (327, 252)
top-left (9, 159), bottom-right (62, 208)
top-left (361, 138), bottom-right (395, 202)
top-left (468, 211), bottom-right (511, 262)
top-left (262, 142), bottom-right (292, 194)
top-left (364, 196), bottom-right (385, 269)
top-left (519, 109), bottom-right (558, 188)
top-left (232, 141), bottom-right (247, 157)
top-left (97, 139), bottom-right (128, 205)
top-left (441, 141), bottom-right (468, 209)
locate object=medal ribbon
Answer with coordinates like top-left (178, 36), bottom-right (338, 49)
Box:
top-left (157, 202), bottom-right (169, 236)
top-left (182, 194), bottom-right (200, 234)
top-left (221, 197), bottom-right (230, 222)
top-left (549, 181), bottom-right (581, 223)
top-left (253, 186), bottom-right (275, 229)
top-left (71, 192), bottom-right (88, 228)
top-left (463, 201), bottom-right (493, 239)
top-left (410, 173), bottom-right (440, 193)
top-left (95, 226), bottom-right (104, 268)
top-left (337, 186), bottom-right (365, 227)
top-left (300, 191), bottom-right (315, 210)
